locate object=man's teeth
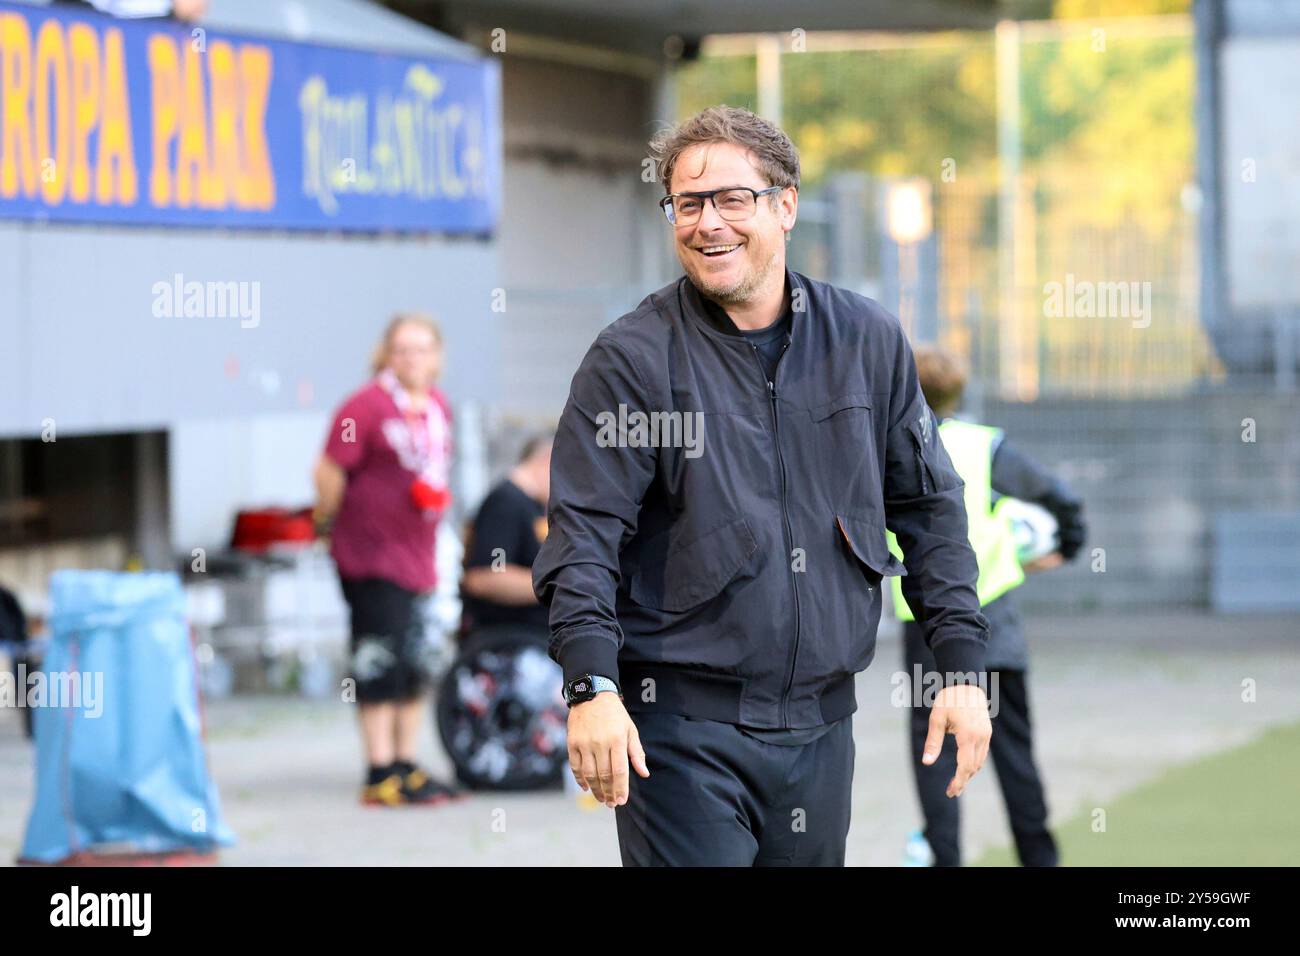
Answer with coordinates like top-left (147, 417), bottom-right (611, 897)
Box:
top-left (700, 244), bottom-right (740, 254)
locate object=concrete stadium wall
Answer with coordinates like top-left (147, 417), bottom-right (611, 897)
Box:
top-left (0, 222), bottom-right (501, 559)
top-left (983, 390), bottom-right (1300, 611)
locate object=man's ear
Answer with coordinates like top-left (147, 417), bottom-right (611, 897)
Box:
top-left (780, 187), bottom-right (798, 234)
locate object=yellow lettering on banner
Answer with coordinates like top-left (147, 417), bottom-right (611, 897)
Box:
top-left (1, 13), bottom-right (37, 199)
top-left (237, 44), bottom-right (273, 209)
top-left (149, 33), bottom-right (274, 212)
top-left (96, 27), bottom-right (136, 204)
top-left (34, 20), bottom-right (70, 205)
top-left (147, 33), bottom-right (179, 206)
top-left (298, 63), bottom-right (487, 215)
top-left (176, 42), bottom-right (211, 207)
top-left (206, 40), bottom-right (238, 208)
top-left (68, 22), bottom-right (99, 203)
top-left (438, 105), bottom-right (466, 199)
top-left (1, 13), bottom-right (286, 215)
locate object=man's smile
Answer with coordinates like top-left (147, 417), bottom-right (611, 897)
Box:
top-left (695, 241), bottom-right (744, 259)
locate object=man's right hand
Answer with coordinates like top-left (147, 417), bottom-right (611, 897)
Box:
top-left (567, 693), bottom-right (649, 808)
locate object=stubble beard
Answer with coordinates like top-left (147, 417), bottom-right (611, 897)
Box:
top-left (690, 245), bottom-right (781, 307)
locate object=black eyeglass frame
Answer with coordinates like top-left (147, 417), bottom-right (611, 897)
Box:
top-left (658, 185), bottom-right (786, 225)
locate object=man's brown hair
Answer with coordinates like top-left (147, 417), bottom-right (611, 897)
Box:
top-left (913, 345), bottom-right (968, 417)
top-left (648, 105), bottom-right (801, 196)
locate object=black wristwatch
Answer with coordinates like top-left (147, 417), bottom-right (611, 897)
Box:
top-left (564, 674), bottom-right (621, 707)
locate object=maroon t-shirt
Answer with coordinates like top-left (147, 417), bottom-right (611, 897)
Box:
top-left (323, 381), bottom-right (452, 593)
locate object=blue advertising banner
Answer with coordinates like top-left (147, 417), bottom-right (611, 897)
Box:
top-left (0, 1), bottom-right (500, 232)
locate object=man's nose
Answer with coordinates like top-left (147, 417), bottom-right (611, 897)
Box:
top-left (695, 197), bottom-right (727, 232)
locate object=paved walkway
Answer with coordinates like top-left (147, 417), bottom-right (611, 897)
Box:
top-left (4, 612), bottom-right (1298, 866)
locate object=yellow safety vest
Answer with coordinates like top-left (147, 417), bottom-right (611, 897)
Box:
top-left (887, 418), bottom-right (1024, 621)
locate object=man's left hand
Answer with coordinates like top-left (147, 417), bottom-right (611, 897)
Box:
top-left (922, 683), bottom-right (992, 798)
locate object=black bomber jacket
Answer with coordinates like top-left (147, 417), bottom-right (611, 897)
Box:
top-left (532, 268), bottom-right (989, 729)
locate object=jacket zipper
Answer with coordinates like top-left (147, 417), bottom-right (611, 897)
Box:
top-left (915, 426), bottom-right (930, 496)
top-left (750, 341), bottom-right (800, 727)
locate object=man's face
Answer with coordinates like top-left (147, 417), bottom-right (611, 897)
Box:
top-left (668, 141), bottom-right (796, 306)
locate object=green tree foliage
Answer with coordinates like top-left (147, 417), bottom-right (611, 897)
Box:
top-left (675, 4), bottom-right (1192, 231)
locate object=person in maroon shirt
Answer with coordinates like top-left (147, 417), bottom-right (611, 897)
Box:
top-left (314, 313), bottom-right (462, 806)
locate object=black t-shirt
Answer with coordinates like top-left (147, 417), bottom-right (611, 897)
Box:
top-left (696, 280), bottom-right (794, 386)
top-left (740, 310), bottom-right (793, 385)
top-left (461, 479), bottom-right (550, 632)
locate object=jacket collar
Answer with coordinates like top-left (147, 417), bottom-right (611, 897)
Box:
top-left (678, 268), bottom-right (803, 341)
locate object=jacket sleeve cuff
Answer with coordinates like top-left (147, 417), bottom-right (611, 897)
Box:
top-left (930, 635), bottom-right (988, 688)
top-left (555, 627), bottom-right (622, 688)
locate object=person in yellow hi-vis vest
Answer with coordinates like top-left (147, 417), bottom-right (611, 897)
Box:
top-left (890, 346), bottom-right (1086, 867)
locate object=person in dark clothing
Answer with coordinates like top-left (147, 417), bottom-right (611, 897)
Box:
top-left (899, 345), bottom-right (1086, 867)
top-left (461, 434), bottom-right (553, 634)
top-left (1, 585), bottom-right (34, 739)
top-left (532, 105), bottom-right (994, 867)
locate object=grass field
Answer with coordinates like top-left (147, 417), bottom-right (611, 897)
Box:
top-left (973, 720), bottom-right (1300, 866)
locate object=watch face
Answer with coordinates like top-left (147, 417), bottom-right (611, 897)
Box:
top-left (572, 679), bottom-right (590, 695)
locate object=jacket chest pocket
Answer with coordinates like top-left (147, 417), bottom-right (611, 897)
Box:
top-left (835, 513), bottom-right (907, 590)
top-left (807, 392), bottom-right (882, 511)
top-left (626, 516), bottom-right (758, 613)
top-left (809, 392), bottom-right (873, 424)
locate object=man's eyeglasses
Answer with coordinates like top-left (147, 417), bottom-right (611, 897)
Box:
top-left (659, 186), bottom-right (784, 226)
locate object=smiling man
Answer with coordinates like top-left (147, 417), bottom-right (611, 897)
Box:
top-left (533, 105), bottom-right (992, 866)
